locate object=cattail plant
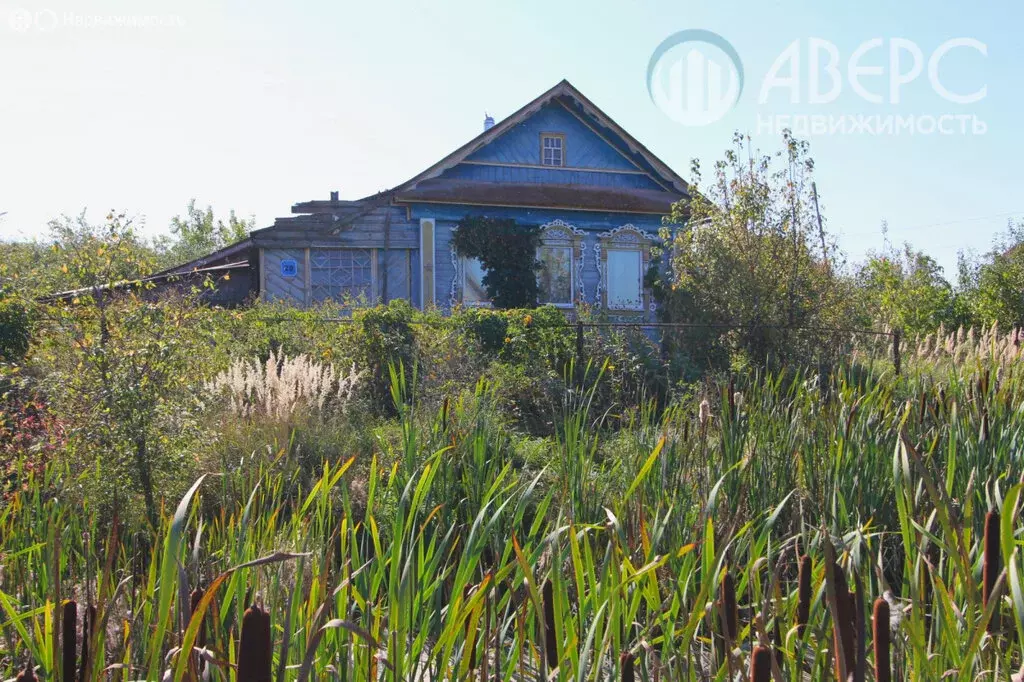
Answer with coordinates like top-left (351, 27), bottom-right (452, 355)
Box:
top-left (542, 580), bottom-right (558, 670)
top-left (873, 597), bottom-right (891, 682)
top-left (983, 510), bottom-right (1001, 633)
top-left (619, 651), bottom-right (635, 682)
top-left (237, 602), bottom-right (272, 682)
top-left (797, 554), bottom-right (812, 637)
top-left (829, 563), bottom-right (856, 681)
top-left (749, 645), bottom-right (772, 682)
top-left (61, 600), bottom-right (77, 682)
top-left (15, 662), bottom-right (36, 682)
top-left (720, 570), bottom-right (739, 643)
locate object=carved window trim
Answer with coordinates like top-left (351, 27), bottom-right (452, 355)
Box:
top-left (538, 220), bottom-right (586, 307)
top-left (596, 224), bottom-right (655, 313)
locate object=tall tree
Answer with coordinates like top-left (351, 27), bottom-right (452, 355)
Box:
top-left (164, 199), bottom-right (254, 266)
top-left (855, 239), bottom-right (955, 337)
top-left (659, 131), bottom-right (848, 367)
top-left (956, 220), bottom-right (1024, 328)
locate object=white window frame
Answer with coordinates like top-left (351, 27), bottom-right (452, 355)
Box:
top-left (540, 133), bottom-right (565, 167)
top-left (596, 225), bottom-right (655, 313)
top-left (603, 247), bottom-right (644, 311)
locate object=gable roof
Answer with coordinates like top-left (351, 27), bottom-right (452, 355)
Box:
top-left (388, 79), bottom-right (690, 199)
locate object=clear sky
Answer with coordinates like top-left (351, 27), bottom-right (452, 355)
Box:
top-left (1, 0), bottom-right (1020, 276)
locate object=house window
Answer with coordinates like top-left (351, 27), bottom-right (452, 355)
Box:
top-left (538, 244), bottom-right (574, 306)
top-left (310, 248), bottom-right (374, 303)
top-left (605, 249), bottom-right (644, 311)
top-left (462, 257), bottom-right (490, 305)
top-left (540, 134), bottom-right (564, 167)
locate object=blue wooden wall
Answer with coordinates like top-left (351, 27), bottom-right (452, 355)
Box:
top-left (465, 103), bottom-right (638, 172)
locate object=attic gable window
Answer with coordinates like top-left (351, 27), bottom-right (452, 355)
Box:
top-left (540, 133), bottom-right (565, 167)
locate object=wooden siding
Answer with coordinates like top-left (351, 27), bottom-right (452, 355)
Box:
top-left (263, 248), bottom-right (307, 305)
top-left (254, 206), bottom-right (418, 250)
top-left (464, 103), bottom-right (640, 172)
top-left (437, 163), bottom-right (665, 190)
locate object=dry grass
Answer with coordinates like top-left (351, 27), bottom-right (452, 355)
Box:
top-left (205, 351), bottom-right (363, 420)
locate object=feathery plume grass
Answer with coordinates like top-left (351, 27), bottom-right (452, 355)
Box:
top-left (206, 351), bottom-right (363, 420)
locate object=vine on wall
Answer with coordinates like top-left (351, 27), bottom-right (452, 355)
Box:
top-left (451, 217), bottom-right (541, 309)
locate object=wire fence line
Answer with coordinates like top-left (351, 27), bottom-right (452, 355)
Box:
top-left (239, 314), bottom-right (906, 375)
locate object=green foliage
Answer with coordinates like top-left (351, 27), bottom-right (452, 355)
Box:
top-left (29, 213), bottom-right (215, 527)
top-left (0, 290), bottom-right (30, 363)
top-left (451, 216), bottom-right (540, 308)
top-left (856, 239), bottom-right (956, 336)
top-left (354, 299), bottom-right (417, 408)
top-left (162, 198), bottom-right (254, 267)
top-left (956, 220), bottom-right (1024, 328)
top-left (662, 131), bottom-right (850, 368)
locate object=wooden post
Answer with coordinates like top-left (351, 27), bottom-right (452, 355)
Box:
top-left (576, 321), bottom-right (584, 379)
top-left (893, 328), bottom-right (902, 376)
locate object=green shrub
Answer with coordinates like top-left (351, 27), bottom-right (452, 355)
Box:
top-left (354, 300), bottom-right (417, 410)
top-left (0, 292), bottom-right (30, 363)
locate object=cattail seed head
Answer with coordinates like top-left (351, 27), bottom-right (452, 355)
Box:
top-left (61, 600), bottom-right (77, 682)
top-left (749, 645), bottom-right (772, 682)
top-left (720, 571), bottom-right (739, 641)
top-left (830, 563), bottom-right (856, 680)
top-left (699, 399), bottom-right (711, 427)
top-left (542, 580), bottom-right (558, 670)
top-left (15, 662), bottom-right (36, 682)
top-left (872, 597), bottom-right (891, 682)
top-left (237, 603), bottom-right (272, 682)
top-left (619, 651), bottom-right (635, 682)
top-left (796, 554), bottom-right (812, 637)
top-left (983, 510), bottom-right (1001, 633)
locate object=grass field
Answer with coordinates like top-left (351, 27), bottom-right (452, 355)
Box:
top-left (2, 337), bottom-right (1024, 681)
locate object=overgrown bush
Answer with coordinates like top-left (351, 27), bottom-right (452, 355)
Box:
top-left (0, 291), bottom-right (30, 363)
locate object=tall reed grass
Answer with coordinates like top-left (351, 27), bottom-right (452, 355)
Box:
top-left (2, 351), bottom-right (1023, 680)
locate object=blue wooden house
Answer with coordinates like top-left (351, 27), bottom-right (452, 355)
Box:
top-left (165, 80), bottom-right (690, 316)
